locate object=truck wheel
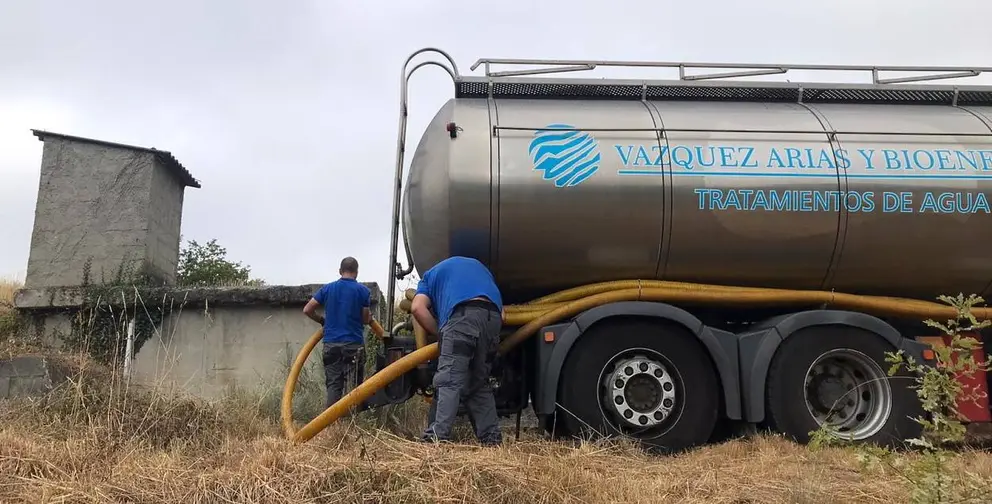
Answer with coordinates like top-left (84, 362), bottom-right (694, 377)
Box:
top-left (764, 326), bottom-right (924, 447)
top-left (541, 410), bottom-right (573, 440)
top-left (557, 318), bottom-right (720, 453)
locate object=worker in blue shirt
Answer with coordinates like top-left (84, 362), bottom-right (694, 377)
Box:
top-left (303, 256), bottom-right (373, 410)
top-left (410, 255), bottom-right (504, 445)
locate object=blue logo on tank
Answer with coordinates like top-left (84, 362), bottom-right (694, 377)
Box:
top-left (528, 124), bottom-right (601, 187)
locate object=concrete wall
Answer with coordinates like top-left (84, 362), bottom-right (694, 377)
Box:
top-left (135, 305), bottom-right (327, 398)
top-left (0, 356), bottom-right (71, 400)
top-left (144, 158), bottom-right (187, 284)
top-left (15, 282), bottom-right (386, 400)
top-left (136, 283), bottom-right (384, 398)
top-left (26, 138), bottom-right (156, 288)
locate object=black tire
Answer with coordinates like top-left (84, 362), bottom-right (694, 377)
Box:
top-left (541, 410), bottom-right (574, 440)
top-left (764, 326), bottom-right (924, 448)
top-left (556, 317), bottom-right (720, 453)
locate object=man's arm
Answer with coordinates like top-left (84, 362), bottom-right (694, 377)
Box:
top-left (361, 288), bottom-right (372, 325)
top-left (304, 285), bottom-right (327, 326)
top-left (303, 298), bottom-right (324, 326)
top-left (410, 293), bottom-right (438, 336)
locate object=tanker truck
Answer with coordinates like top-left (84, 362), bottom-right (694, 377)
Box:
top-left (284, 49), bottom-right (992, 452)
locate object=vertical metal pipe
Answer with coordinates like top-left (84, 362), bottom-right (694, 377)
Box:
top-left (385, 49), bottom-right (461, 336)
top-left (385, 69), bottom-right (407, 338)
top-left (124, 316), bottom-right (135, 379)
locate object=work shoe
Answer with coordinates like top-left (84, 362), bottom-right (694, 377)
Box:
top-left (417, 432), bottom-right (453, 444)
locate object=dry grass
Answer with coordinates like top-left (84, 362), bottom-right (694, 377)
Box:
top-left (0, 357), bottom-right (989, 504)
top-left (2, 409), bottom-right (991, 504)
top-left (1, 306), bottom-right (991, 502)
top-left (0, 276), bottom-right (19, 312)
top-left (0, 276), bottom-right (19, 302)
top-left (0, 277), bottom-right (23, 347)
top-left (0, 424), bottom-right (952, 504)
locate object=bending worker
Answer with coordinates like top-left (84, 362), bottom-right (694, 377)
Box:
top-left (303, 256), bottom-right (373, 410)
top-left (410, 255), bottom-right (504, 446)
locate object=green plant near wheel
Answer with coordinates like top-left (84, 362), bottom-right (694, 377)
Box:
top-left (809, 293), bottom-right (992, 503)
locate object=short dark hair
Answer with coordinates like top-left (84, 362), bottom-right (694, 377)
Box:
top-left (340, 256), bottom-right (359, 274)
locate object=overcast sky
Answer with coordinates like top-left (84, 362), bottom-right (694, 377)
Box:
top-left (2, 0), bottom-right (991, 292)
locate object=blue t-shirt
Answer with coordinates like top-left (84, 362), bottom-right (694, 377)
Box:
top-left (312, 277), bottom-right (371, 345)
top-left (415, 256), bottom-right (503, 329)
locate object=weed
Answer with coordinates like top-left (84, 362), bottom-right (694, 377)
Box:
top-left (0, 277), bottom-right (24, 349)
top-left (810, 293), bottom-right (992, 503)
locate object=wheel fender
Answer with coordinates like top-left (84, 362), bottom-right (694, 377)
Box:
top-left (535, 301), bottom-right (741, 421)
top-left (738, 309), bottom-right (928, 424)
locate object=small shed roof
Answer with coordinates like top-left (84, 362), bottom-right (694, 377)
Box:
top-left (31, 129), bottom-right (201, 189)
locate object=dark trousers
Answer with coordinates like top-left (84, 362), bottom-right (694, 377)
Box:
top-left (421, 300), bottom-right (503, 445)
top-left (322, 342), bottom-right (364, 410)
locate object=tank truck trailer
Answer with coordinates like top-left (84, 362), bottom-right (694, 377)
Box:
top-left (282, 48), bottom-right (992, 453)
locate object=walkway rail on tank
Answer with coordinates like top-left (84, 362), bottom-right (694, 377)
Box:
top-left (282, 48), bottom-right (992, 451)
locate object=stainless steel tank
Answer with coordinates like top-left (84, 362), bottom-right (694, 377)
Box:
top-left (403, 96), bottom-right (992, 303)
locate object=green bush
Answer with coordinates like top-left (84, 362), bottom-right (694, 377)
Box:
top-left (810, 293), bottom-right (992, 503)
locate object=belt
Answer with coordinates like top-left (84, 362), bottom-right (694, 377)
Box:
top-left (457, 298), bottom-right (497, 310)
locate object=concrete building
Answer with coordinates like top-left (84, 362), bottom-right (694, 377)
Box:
top-left (12, 130), bottom-right (391, 401)
top-left (25, 130), bottom-right (201, 288)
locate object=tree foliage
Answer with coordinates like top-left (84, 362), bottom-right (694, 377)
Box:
top-left (176, 238), bottom-right (263, 287)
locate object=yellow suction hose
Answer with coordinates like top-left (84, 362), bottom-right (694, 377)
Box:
top-left (281, 319), bottom-right (385, 440)
top-left (282, 279), bottom-right (992, 443)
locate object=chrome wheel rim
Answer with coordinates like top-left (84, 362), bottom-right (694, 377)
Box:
top-left (802, 348), bottom-right (893, 441)
top-left (598, 348), bottom-right (683, 433)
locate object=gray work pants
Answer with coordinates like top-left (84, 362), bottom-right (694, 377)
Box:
top-left (322, 342), bottom-right (364, 410)
top-left (421, 302), bottom-right (502, 445)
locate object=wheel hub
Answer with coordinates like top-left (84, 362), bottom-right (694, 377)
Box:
top-left (803, 348), bottom-right (893, 440)
top-left (602, 355), bottom-right (677, 428)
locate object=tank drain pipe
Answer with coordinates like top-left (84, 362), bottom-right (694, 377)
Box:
top-left (392, 320), bottom-right (412, 336)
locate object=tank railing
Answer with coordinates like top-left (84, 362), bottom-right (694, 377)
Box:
top-left (475, 63), bottom-right (596, 78)
top-left (386, 48), bottom-right (460, 335)
top-left (469, 57), bottom-right (992, 86)
top-left (493, 125), bottom-right (992, 140)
